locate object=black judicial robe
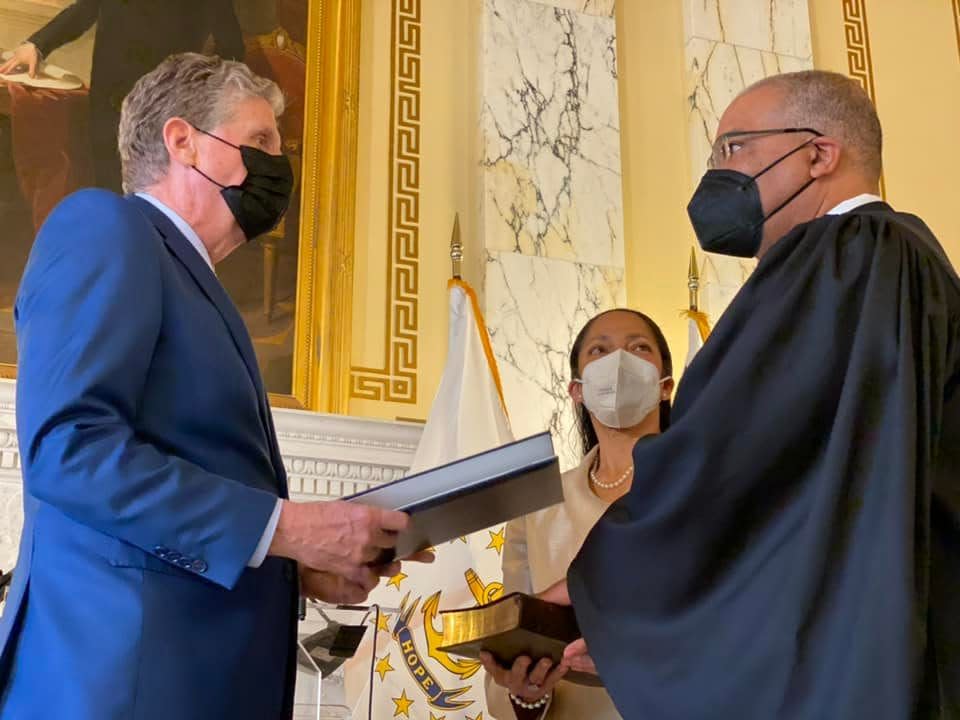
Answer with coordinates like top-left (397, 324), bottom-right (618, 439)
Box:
top-left (568, 202), bottom-right (960, 720)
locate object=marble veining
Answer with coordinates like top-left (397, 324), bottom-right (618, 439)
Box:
top-left (684, 0), bottom-right (813, 59)
top-left (482, 0), bottom-right (624, 268)
top-left (485, 251), bottom-right (625, 471)
top-left (531, 0), bottom-right (615, 17)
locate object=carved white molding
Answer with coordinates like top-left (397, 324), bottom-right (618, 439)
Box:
top-left (274, 407), bottom-right (422, 499)
top-left (0, 379), bottom-right (423, 569)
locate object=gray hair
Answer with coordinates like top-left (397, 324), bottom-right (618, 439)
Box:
top-left (118, 52), bottom-right (285, 193)
top-left (744, 70), bottom-right (883, 180)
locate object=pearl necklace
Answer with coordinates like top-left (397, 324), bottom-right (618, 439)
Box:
top-left (589, 457), bottom-right (633, 490)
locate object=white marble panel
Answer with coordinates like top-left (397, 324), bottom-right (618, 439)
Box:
top-left (683, 0), bottom-right (813, 59)
top-left (700, 253), bottom-right (756, 325)
top-left (485, 252), bottom-right (625, 471)
top-left (482, 0), bottom-right (624, 268)
top-left (529, 0), bottom-right (615, 17)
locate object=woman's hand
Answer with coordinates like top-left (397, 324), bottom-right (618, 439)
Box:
top-left (562, 638), bottom-right (598, 675)
top-left (536, 578), bottom-right (571, 605)
top-left (480, 652), bottom-right (568, 703)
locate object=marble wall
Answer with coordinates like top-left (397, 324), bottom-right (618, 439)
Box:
top-left (480, 0), bottom-right (624, 470)
top-left (684, 0), bottom-right (813, 323)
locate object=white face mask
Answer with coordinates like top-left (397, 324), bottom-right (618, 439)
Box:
top-left (575, 349), bottom-right (670, 429)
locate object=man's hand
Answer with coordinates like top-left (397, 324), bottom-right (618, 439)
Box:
top-left (0, 43), bottom-right (41, 77)
top-left (300, 566), bottom-right (372, 605)
top-left (269, 500), bottom-right (410, 587)
top-left (480, 653), bottom-right (567, 703)
top-left (562, 638), bottom-right (597, 675)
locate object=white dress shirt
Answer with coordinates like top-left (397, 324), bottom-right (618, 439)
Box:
top-left (136, 193), bottom-right (283, 568)
top-left (826, 193), bottom-right (884, 215)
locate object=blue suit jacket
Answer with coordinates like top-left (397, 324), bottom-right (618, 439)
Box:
top-left (0, 191), bottom-right (298, 719)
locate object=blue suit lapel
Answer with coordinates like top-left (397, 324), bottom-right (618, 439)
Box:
top-left (128, 196), bottom-right (288, 496)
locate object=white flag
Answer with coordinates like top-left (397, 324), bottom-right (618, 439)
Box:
top-left (685, 316), bottom-right (703, 367)
top-left (346, 279), bottom-right (513, 720)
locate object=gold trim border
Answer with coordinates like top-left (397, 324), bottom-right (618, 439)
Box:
top-left (842, 0), bottom-right (886, 199)
top-left (296, 0), bottom-right (363, 413)
top-left (953, 0), bottom-right (960, 64)
top-left (349, 0), bottom-right (422, 405)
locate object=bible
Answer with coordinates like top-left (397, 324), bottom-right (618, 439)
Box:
top-left (345, 432), bottom-right (562, 560)
top-left (437, 592), bottom-right (602, 686)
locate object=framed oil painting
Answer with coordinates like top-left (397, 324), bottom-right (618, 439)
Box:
top-left (0, 0), bottom-right (359, 412)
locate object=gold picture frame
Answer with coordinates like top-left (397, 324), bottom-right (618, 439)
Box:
top-left (0, 0), bottom-right (361, 414)
top-left (278, 0), bottom-right (359, 412)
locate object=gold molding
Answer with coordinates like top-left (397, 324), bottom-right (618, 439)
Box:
top-left (296, 0), bottom-right (363, 414)
top-left (842, 0), bottom-right (886, 198)
top-left (350, 0), bottom-right (422, 405)
top-left (953, 0), bottom-right (960, 64)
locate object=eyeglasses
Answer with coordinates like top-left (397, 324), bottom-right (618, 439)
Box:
top-left (708, 127), bottom-right (823, 169)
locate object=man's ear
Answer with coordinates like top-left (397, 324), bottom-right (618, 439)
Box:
top-left (162, 117), bottom-right (198, 169)
top-left (808, 136), bottom-right (841, 179)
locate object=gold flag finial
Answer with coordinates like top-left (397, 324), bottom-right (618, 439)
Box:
top-left (688, 247), bottom-right (700, 311)
top-left (450, 213), bottom-right (463, 279)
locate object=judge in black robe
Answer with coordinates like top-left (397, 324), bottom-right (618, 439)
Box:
top-left (560, 70), bottom-right (960, 719)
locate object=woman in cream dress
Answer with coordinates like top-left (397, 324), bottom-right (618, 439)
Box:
top-left (482, 308), bottom-right (674, 720)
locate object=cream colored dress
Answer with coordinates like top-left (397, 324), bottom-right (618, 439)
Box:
top-left (485, 447), bottom-right (622, 719)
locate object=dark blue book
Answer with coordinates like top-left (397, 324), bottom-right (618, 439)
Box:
top-left (345, 432), bottom-right (562, 559)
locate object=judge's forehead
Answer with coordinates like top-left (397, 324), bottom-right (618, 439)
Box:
top-left (716, 84), bottom-right (790, 137)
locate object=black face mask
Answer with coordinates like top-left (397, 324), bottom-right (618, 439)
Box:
top-left (686, 139), bottom-right (818, 258)
top-left (191, 127), bottom-right (294, 241)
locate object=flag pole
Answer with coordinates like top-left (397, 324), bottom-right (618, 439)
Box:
top-left (450, 213), bottom-right (463, 280)
top-left (688, 246), bottom-right (700, 312)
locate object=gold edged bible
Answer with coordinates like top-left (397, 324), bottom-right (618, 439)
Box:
top-left (437, 592), bottom-right (602, 687)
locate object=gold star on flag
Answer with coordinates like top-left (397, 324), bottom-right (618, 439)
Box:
top-left (429, 714), bottom-right (446, 720)
top-left (386, 571), bottom-right (407, 590)
top-left (374, 653), bottom-right (395, 681)
top-left (486, 527), bottom-right (506, 555)
top-left (466, 712), bottom-right (484, 720)
top-left (377, 612), bottom-right (392, 633)
top-left (392, 689), bottom-right (414, 717)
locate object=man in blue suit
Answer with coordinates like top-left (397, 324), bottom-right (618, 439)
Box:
top-left (0, 53), bottom-right (422, 718)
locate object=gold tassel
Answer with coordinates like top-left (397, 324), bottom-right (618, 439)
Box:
top-left (680, 309), bottom-right (711, 342)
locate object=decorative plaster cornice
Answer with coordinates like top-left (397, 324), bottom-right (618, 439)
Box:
top-left (0, 379), bottom-right (422, 498)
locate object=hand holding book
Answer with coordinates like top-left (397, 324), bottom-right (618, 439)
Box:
top-left (561, 637), bottom-right (596, 676)
top-left (539, 578), bottom-right (597, 676)
top-left (437, 585), bottom-right (601, 687)
top-left (479, 653), bottom-right (567, 715)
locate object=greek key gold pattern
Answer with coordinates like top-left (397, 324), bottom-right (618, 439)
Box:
top-left (842, 0), bottom-right (886, 198)
top-left (350, 0), bottom-right (422, 403)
